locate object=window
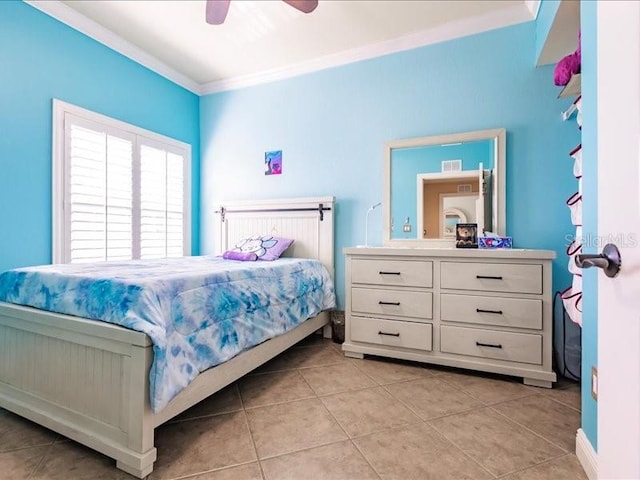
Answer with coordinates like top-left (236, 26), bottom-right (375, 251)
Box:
top-left (53, 100), bottom-right (191, 264)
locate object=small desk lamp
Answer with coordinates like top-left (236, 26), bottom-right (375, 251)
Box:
top-left (362, 202), bottom-right (381, 247)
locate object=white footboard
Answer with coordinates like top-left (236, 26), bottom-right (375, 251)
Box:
top-left (0, 303), bottom-right (156, 477)
top-left (0, 302), bottom-right (331, 477)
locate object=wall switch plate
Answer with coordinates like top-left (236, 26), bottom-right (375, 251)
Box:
top-left (403, 224), bottom-right (411, 232)
top-left (591, 366), bottom-right (598, 401)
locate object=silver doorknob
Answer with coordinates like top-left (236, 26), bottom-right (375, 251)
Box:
top-left (575, 243), bottom-right (622, 278)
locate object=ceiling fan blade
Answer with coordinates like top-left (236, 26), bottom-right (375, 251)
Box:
top-left (206, 0), bottom-right (231, 25)
top-left (283, 0), bottom-right (318, 14)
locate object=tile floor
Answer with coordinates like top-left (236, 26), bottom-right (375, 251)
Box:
top-left (0, 336), bottom-right (586, 480)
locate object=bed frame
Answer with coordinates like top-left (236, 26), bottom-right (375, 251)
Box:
top-left (0, 196), bottom-right (335, 478)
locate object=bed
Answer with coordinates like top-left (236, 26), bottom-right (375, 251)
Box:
top-left (0, 196), bottom-right (335, 478)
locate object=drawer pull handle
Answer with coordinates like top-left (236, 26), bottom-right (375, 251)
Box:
top-left (379, 271), bottom-right (401, 275)
top-left (476, 341), bottom-right (503, 349)
top-left (378, 331), bottom-right (400, 337)
top-left (476, 275), bottom-right (503, 280)
top-left (476, 308), bottom-right (503, 315)
top-left (378, 301), bottom-right (401, 306)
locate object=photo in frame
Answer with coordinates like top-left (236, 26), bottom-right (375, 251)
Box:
top-left (456, 223), bottom-right (478, 248)
top-left (265, 150), bottom-right (282, 175)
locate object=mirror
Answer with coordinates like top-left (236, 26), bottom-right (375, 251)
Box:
top-left (383, 128), bottom-right (505, 246)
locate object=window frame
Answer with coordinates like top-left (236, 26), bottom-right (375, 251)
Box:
top-left (52, 99), bottom-right (192, 264)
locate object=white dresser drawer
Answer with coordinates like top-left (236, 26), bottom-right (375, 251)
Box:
top-left (343, 248), bottom-right (556, 387)
top-left (351, 317), bottom-right (433, 351)
top-left (351, 287), bottom-right (433, 321)
top-left (441, 294), bottom-right (542, 330)
top-left (440, 325), bottom-right (542, 365)
top-left (441, 262), bottom-right (542, 294)
top-left (351, 258), bottom-right (433, 288)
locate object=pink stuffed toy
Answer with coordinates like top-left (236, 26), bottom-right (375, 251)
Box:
top-left (554, 31), bottom-right (581, 86)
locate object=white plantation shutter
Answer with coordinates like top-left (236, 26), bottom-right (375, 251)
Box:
top-left (66, 119), bottom-right (134, 263)
top-left (140, 144), bottom-right (185, 259)
top-left (54, 100), bottom-right (191, 264)
top-left (140, 145), bottom-right (167, 259)
top-left (105, 137), bottom-right (134, 261)
top-left (166, 152), bottom-right (185, 257)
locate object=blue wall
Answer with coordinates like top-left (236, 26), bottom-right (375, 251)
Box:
top-left (580, 0), bottom-right (598, 451)
top-left (0, 3), bottom-right (594, 441)
top-left (200, 21), bottom-right (580, 309)
top-left (391, 140), bottom-right (493, 239)
top-left (0, 1), bottom-right (200, 272)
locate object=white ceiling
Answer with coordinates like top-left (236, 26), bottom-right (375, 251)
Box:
top-left (29, 0), bottom-right (539, 94)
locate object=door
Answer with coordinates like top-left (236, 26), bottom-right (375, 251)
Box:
top-left (597, 1), bottom-right (640, 478)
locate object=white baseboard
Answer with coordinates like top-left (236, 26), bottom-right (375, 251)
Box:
top-left (576, 428), bottom-right (598, 480)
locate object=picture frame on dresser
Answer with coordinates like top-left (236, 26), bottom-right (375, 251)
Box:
top-left (455, 223), bottom-right (478, 248)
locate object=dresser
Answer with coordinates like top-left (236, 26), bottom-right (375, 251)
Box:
top-left (342, 247), bottom-right (557, 387)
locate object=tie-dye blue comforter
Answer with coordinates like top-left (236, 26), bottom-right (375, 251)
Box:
top-left (0, 256), bottom-right (336, 412)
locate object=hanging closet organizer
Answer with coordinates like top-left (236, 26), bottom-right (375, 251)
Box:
top-left (561, 95), bottom-right (583, 326)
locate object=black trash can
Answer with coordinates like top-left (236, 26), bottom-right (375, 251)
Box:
top-left (330, 310), bottom-right (345, 344)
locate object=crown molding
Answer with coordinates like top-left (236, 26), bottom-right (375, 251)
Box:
top-left (25, 0), bottom-right (537, 98)
top-left (25, 0), bottom-right (201, 95)
top-left (200, 3), bottom-right (535, 95)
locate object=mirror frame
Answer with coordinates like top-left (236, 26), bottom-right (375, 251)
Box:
top-left (383, 128), bottom-right (506, 247)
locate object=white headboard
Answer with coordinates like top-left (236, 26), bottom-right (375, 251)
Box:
top-left (215, 196), bottom-right (335, 277)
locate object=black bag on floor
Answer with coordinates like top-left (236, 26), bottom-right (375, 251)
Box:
top-left (553, 291), bottom-right (582, 381)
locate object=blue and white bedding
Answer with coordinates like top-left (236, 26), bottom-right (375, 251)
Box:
top-left (0, 256), bottom-right (336, 412)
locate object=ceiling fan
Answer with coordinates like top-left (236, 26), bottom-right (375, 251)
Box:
top-left (206, 0), bottom-right (319, 25)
